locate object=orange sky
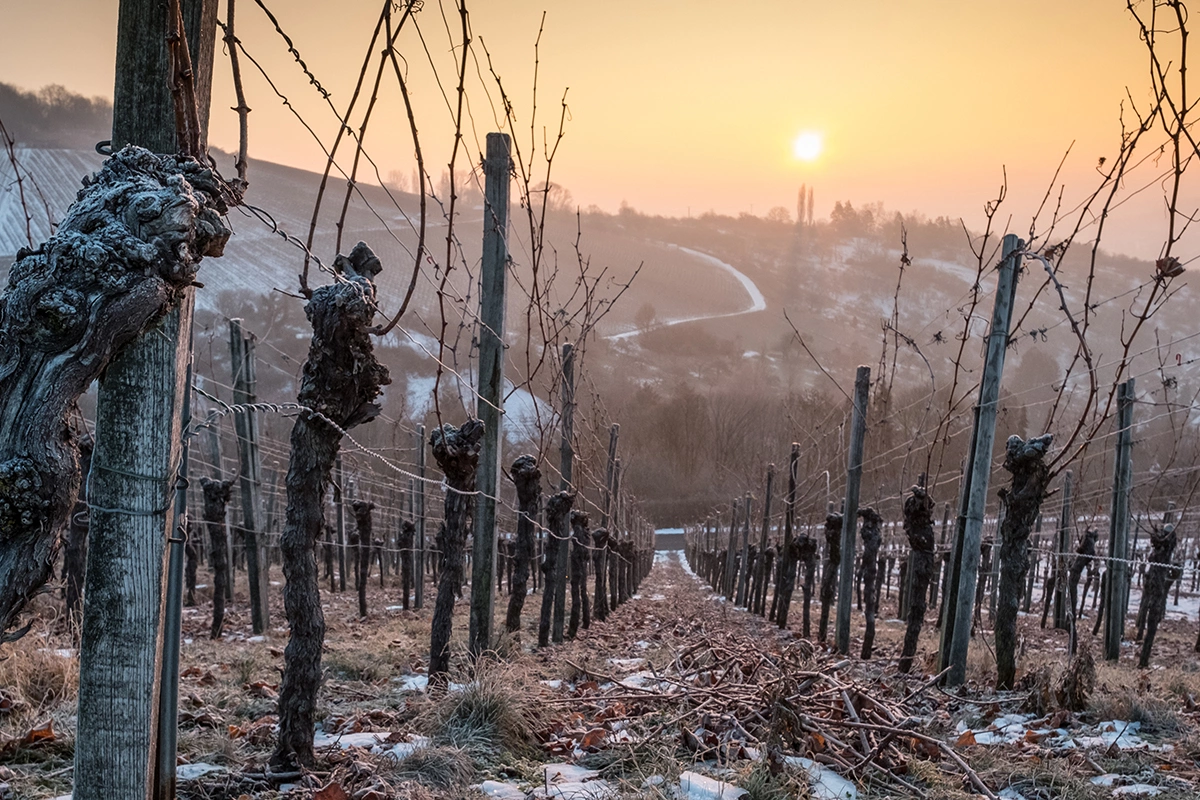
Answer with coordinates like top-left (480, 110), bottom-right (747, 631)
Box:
top-left (0, 1), bottom-right (1182, 257)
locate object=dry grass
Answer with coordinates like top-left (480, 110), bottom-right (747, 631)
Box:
top-left (3, 559), bottom-right (1200, 799)
top-left (390, 744), bottom-right (475, 788)
top-left (0, 639), bottom-right (78, 712)
top-left (419, 663), bottom-right (538, 759)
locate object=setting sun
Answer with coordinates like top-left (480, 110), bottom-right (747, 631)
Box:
top-left (792, 131), bottom-right (824, 162)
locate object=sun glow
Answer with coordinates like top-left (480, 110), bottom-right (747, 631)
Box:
top-left (792, 131), bottom-right (823, 162)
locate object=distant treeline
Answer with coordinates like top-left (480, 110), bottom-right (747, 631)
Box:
top-left (0, 83), bottom-right (112, 149)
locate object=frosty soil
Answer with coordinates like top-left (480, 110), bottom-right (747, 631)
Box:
top-left (4, 549), bottom-right (1200, 799)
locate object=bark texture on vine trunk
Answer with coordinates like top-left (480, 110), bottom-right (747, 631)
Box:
top-left (505, 455), bottom-right (540, 633)
top-left (898, 486), bottom-right (936, 674)
top-left (352, 499), bottom-right (374, 618)
top-left (1139, 523), bottom-right (1178, 668)
top-left (995, 434), bottom-right (1053, 690)
top-left (0, 147), bottom-right (230, 638)
top-left (1071, 529), bottom-right (1098, 623)
top-left (272, 243), bottom-right (390, 770)
top-left (858, 507), bottom-right (883, 659)
top-left (818, 514), bottom-right (842, 642)
top-left (568, 510), bottom-right (591, 638)
top-left (427, 419), bottom-right (484, 684)
top-left (798, 536), bottom-right (817, 639)
top-left (538, 491), bottom-right (575, 647)
top-left (592, 527), bottom-right (610, 622)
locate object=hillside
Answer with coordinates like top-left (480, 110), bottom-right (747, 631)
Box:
top-left (2, 147), bottom-right (1195, 524)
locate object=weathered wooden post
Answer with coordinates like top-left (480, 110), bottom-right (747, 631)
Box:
top-left (230, 318), bottom-right (268, 633)
top-left (776, 444), bottom-right (800, 628)
top-left (942, 234), bottom-right (1021, 686)
top-left (595, 424), bottom-right (619, 622)
top-left (335, 456), bottom-right (347, 591)
top-left (725, 498), bottom-right (741, 600)
top-left (416, 424), bottom-right (426, 608)
top-left (1047, 470), bottom-right (1073, 629)
top-left (753, 465), bottom-right (775, 615)
top-left (553, 343), bottom-right (576, 641)
top-left (737, 493), bottom-right (753, 606)
top-left (469, 132), bottom-right (511, 657)
top-left (1104, 377), bottom-right (1135, 661)
top-left (1024, 513), bottom-right (1042, 613)
top-left (836, 366), bottom-right (870, 655)
top-left (74, 3), bottom-right (219, 798)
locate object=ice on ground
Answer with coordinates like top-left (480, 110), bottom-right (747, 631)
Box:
top-left (1112, 786), bottom-right (1162, 797)
top-left (785, 756), bottom-right (858, 800)
top-left (618, 670), bottom-right (674, 692)
top-left (1068, 721), bottom-right (1156, 751)
top-left (176, 763), bottom-right (227, 781)
top-left (392, 673), bottom-right (465, 693)
top-left (958, 713), bottom-right (1037, 745)
top-left (312, 730), bottom-right (429, 760)
top-left (479, 780), bottom-right (527, 799)
top-left (957, 716), bottom-right (1166, 753)
top-left (678, 771), bottom-right (747, 800)
top-left (313, 731), bottom-right (390, 749)
top-left (533, 763), bottom-right (615, 799)
top-left (998, 789), bottom-right (1028, 800)
top-left (38, 648), bottom-right (76, 659)
top-left (540, 678), bottom-right (564, 689)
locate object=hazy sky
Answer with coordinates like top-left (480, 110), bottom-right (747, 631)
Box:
top-left (0, 1), bottom-right (1182, 257)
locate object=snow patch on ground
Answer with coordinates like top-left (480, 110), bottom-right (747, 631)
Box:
top-left (176, 763), bottom-right (227, 781)
top-left (785, 756), bottom-right (859, 800)
top-left (312, 730), bottom-right (430, 761)
top-left (678, 770), bottom-right (747, 799)
top-left (391, 674), bottom-right (465, 693)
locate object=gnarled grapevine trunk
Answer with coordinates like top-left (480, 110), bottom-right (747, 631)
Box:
top-left (201, 477), bottom-right (233, 639)
top-left (1139, 524), bottom-right (1178, 668)
top-left (995, 434), bottom-right (1053, 690)
top-left (568, 510), bottom-right (591, 638)
top-left (272, 243), bottom-right (390, 770)
top-left (184, 524), bottom-right (198, 608)
top-left (898, 487), bottom-right (936, 674)
top-left (858, 507), bottom-right (882, 659)
top-left (1072, 529), bottom-right (1098, 624)
top-left (798, 536), bottom-right (818, 639)
top-left (538, 491), bottom-right (574, 647)
top-left (352, 499), bottom-right (374, 618)
top-left (0, 147), bottom-right (230, 638)
top-left (505, 455), bottom-right (540, 633)
top-left (754, 544), bottom-right (773, 617)
top-left (592, 527), bottom-right (610, 622)
top-left (819, 514), bottom-right (842, 642)
top-left (427, 419), bottom-right (484, 683)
